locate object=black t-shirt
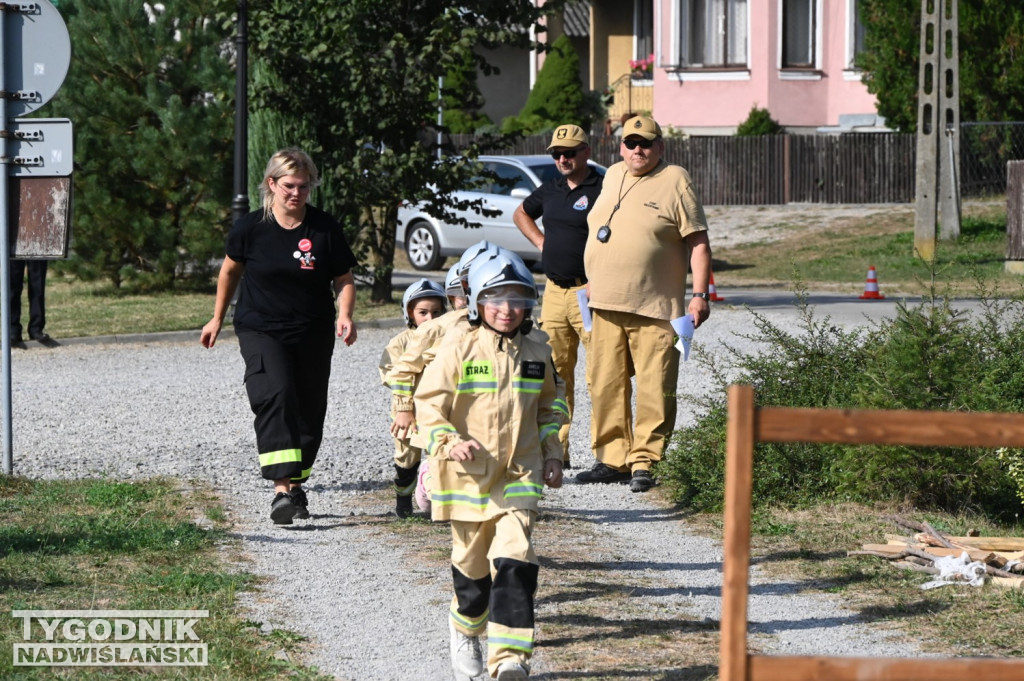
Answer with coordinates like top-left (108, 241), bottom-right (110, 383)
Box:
top-left (226, 205), bottom-right (357, 341)
top-left (522, 167), bottom-right (603, 281)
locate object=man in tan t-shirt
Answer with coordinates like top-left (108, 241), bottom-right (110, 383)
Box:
top-left (577, 115), bottom-right (712, 492)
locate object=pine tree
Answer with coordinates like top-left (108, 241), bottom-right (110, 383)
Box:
top-left (502, 34), bottom-right (587, 135)
top-left (47, 0), bottom-right (234, 290)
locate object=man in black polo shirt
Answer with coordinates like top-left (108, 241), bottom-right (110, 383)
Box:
top-left (513, 124), bottom-right (603, 469)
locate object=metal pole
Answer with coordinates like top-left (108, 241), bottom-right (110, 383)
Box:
top-left (1, 7), bottom-right (12, 475)
top-left (436, 76), bottom-right (442, 161)
top-left (231, 0), bottom-right (249, 224)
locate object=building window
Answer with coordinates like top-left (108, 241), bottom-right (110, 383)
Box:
top-left (782, 0), bottom-right (815, 68)
top-left (636, 0), bottom-right (654, 66)
top-left (679, 0), bottom-right (748, 68)
top-left (848, 0), bottom-right (867, 69)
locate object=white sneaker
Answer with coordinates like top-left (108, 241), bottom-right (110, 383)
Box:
top-left (496, 661), bottom-right (529, 680)
top-left (449, 619), bottom-right (484, 681)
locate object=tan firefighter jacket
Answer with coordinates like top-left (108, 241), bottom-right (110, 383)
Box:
top-left (386, 308), bottom-right (470, 413)
top-left (415, 324), bottom-right (569, 522)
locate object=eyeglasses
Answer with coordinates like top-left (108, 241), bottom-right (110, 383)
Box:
top-left (623, 138), bottom-right (655, 150)
top-left (550, 149), bottom-right (579, 160)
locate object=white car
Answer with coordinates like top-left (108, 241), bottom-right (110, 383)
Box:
top-left (397, 154), bottom-right (606, 271)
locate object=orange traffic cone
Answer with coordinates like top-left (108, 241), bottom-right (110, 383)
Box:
top-left (708, 272), bottom-right (725, 302)
top-left (859, 266), bottom-right (885, 299)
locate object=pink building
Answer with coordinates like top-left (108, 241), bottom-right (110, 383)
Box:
top-left (537, 0), bottom-right (886, 135)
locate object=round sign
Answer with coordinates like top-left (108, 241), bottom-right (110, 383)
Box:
top-left (4, 1), bottom-right (72, 117)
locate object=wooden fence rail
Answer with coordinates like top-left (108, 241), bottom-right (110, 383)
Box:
top-left (722, 384), bottom-right (1024, 681)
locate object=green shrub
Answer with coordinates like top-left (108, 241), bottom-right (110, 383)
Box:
top-left (658, 285), bottom-right (1024, 519)
top-left (501, 35), bottom-right (589, 135)
top-left (659, 290), bottom-right (865, 510)
top-left (736, 105), bottom-right (783, 136)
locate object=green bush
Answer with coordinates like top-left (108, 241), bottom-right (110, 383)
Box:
top-left (502, 35), bottom-right (589, 135)
top-left (736, 105), bottom-right (783, 136)
top-left (658, 286), bottom-right (1024, 519)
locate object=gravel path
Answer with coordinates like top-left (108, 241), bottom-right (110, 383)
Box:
top-left (8, 299), bottom-right (927, 680)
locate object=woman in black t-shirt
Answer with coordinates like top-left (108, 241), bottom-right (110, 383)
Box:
top-left (201, 148), bottom-right (357, 525)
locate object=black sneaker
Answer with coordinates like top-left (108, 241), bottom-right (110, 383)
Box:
top-left (562, 458), bottom-right (573, 470)
top-left (11, 336), bottom-right (26, 350)
top-left (289, 488), bottom-right (309, 519)
top-left (395, 494), bottom-right (413, 519)
top-left (575, 462), bottom-right (631, 484)
top-left (629, 470), bottom-right (656, 493)
top-left (270, 492), bottom-right (297, 525)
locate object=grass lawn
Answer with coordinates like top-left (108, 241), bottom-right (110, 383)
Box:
top-left (712, 200), bottom-right (1022, 297)
top-left (0, 477), bottom-right (332, 679)
top-left (36, 276), bottom-right (403, 340)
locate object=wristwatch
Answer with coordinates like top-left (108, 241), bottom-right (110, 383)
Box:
top-left (692, 292), bottom-right (710, 300)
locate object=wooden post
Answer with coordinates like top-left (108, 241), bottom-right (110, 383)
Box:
top-left (721, 384), bottom-right (755, 681)
top-left (1007, 160), bottom-right (1024, 274)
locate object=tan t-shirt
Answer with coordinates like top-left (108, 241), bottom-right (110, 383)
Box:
top-left (584, 160), bottom-right (709, 320)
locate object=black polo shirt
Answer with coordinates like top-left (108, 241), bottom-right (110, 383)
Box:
top-left (522, 167), bottom-right (604, 282)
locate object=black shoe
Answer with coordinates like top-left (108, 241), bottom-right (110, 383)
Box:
top-left (270, 492), bottom-right (297, 525)
top-left (10, 336), bottom-right (26, 350)
top-left (630, 470), bottom-right (656, 493)
top-left (395, 494), bottom-right (413, 519)
top-left (575, 462), bottom-right (631, 484)
top-left (30, 333), bottom-right (59, 348)
top-left (289, 488), bottom-right (309, 519)
top-left (562, 459), bottom-right (573, 470)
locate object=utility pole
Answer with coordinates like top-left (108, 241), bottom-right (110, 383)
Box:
top-left (913, 0), bottom-right (960, 262)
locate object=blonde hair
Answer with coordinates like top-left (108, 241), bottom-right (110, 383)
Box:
top-left (259, 148), bottom-right (321, 221)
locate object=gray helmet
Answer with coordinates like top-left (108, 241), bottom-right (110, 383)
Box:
top-left (444, 263), bottom-right (464, 298)
top-left (467, 252), bottom-right (537, 324)
top-left (455, 240), bottom-right (497, 280)
top-left (401, 278), bottom-right (447, 327)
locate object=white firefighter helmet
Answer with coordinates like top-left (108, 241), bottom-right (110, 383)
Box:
top-left (467, 252), bottom-right (538, 324)
top-left (444, 263), bottom-right (464, 298)
top-left (401, 278), bottom-right (447, 327)
top-left (455, 240), bottom-right (497, 280)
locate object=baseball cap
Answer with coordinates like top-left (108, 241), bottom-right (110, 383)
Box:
top-left (547, 124), bottom-right (589, 149)
top-left (622, 116), bottom-right (662, 140)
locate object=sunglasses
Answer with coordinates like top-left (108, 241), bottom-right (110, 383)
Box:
top-left (550, 149), bottom-right (579, 160)
top-left (623, 138), bottom-right (655, 150)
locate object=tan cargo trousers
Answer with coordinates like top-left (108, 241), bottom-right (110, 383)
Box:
top-left (538, 283), bottom-right (591, 462)
top-left (586, 308), bottom-right (680, 473)
top-left (450, 509), bottom-right (539, 677)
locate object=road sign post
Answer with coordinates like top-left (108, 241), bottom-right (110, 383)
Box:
top-left (1, 1), bottom-right (72, 475)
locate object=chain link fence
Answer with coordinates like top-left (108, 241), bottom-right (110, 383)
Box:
top-left (961, 122), bottom-right (1024, 198)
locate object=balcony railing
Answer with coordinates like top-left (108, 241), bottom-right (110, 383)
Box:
top-left (605, 72), bottom-right (653, 124)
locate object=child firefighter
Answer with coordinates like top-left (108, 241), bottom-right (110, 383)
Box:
top-left (414, 252), bottom-right (568, 681)
top-left (378, 278), bottom-right (447, 517)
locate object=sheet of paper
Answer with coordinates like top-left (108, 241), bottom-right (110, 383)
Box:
top-left (577, 288), bottom-right (592, 332)
top-left (671, 314), bottom-right (695, 361)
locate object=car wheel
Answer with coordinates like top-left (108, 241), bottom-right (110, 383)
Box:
top-left (405, 222), bottom-right (444, 271)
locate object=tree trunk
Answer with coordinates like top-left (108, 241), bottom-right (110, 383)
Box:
top-left (360, 204), bottom-right (397, 304)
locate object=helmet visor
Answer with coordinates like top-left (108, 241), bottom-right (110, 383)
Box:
top-left (477, 285), bottom-right (536, 307)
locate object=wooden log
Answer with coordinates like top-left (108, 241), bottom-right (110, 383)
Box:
top-left (933, 536), bottom-right (1024, 551)
top-left (991, 576), bottom-right (1024, 589)
top-left (862, 543), bottom-right (1001, 566)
